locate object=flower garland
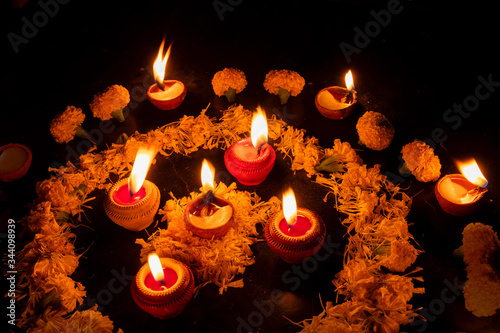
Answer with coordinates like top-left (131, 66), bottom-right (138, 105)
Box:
top-left (15, 104), bottom-right (423, 332)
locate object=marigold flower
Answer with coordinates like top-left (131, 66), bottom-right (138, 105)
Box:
top-left (90, 84), bottom-right (130, 121)
top-left (49, 106), bottom-right (86, 144)
top-left (379, 238), bottom-right (419, 272)
top-left (212, 68), bottom-right (247, 102)
top-left (461, 222), bottom-right (500, 317)
top-left (263, 69), bottom-right (305, 104)
top-left (356, 111), bottom-right (394, 150)
top-left (401, 139), bottom-right (441, 182)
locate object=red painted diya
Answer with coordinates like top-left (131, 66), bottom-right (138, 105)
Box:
top-left (147, 80), bottom-right (187, 110)
top-left (435, 174), bottom-right (487, 216)
top-left (224, 138), bottom-right (276, 186)
top-left (265, 207), bottom-right (326, 263)
top-left (184, 192), bottom-right (234, 239)
top-left (315, 86), bottom-right (357, 120)
top-left (0, 143), bottom-right (32, 182)
top-left (103, 178), bottom-right (160, 231)
top-left (131, 257), bottom-right (195, 319)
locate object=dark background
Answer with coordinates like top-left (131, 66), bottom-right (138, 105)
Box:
top-left (2, 0), bottom-right (499, 332)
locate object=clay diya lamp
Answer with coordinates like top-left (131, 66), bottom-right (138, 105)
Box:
top-left (0, 143), bottom-right (32, 182)
top-left (265, 188), bottom-right (326, 263)
top-left (224, 107), bottom-right (275, 186)
top-left (147, 39), bottom-right (187, 110)
top-left (435, 158), bottom-right (488, 216)
top-left (104, 146), bottom-right (160, 231)
top-left (184, 159), bottom-right (234, 239)
top-left (131, 254), bottom-right (195, 319)
top-left (315, 70), bottom-right (357, 120)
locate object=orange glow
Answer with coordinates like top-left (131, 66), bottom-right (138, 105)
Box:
top-left (345, 70), bottom-right (354, 92)
top-left (283, 188), bottom-right (298, 226)
top-left (201, 159), bottom-right (215, 190)
top-left (456, 158), bottom-right (488, 187)
top-left (153, 38), bottom-right (172, 84)
top-left (128, 146), bottom-right (156, 195)
top-left (251, 107), bottom-right (268, 149)
top-left (147, 253), bottom-right (164, 282)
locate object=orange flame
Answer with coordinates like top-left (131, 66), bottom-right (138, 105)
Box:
top-left (147, 253), bottom-right (164, 282)
top-left (456, 158), bottom-right (488, 187)
top-left (201, 159), bottom-right (215, 190)
top-left (128, 146), bottom-right (156, 195)
top-left (251, 107), bottom-right (268, 149)
top-left (283, 188), bottom-right (298, 226)
top-left (153, 38), bottom-right (172, 84)
top-left (345, 70), bottom-right (355, 92)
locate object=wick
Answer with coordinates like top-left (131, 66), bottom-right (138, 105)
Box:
top-left (203, 190), bottom-right (214, 206)
top-left (155, 78), bottom-right (166, 91)
top-left (287, 225), bottom-right (292, 233)
top-left (160, 279), bottom-right (165, 284)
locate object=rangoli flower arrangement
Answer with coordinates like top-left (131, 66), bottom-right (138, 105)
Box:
top-left (263, 69), bottom-right (305, 104)
top-left (211, 68), bottom-right (248, 103)
top-left (90, 84), bottom-right (130, 122)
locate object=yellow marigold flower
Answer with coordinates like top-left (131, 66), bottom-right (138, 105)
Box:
top-left (49, 106), bottom-right (86, 144)
top-left (401, 139), bottom-right (441, 182)
top-left (263, 69), bottom-right (305, 104)
top-left (41, 273), bottom-right (86, 313)
top-left (90, 84), bottom-right (130, 121)
top-left (461, 222), bottom-right (500, 317)
top-left (356, 111), bottom-right (394, 150)
top-left (212, 68), bottom-right (247, 102)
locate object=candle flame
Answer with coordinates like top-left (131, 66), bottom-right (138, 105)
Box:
top-left (201, 159), bottom-right (215, 190)
top-left (345, 70), bottom-right (355, 92)
top-left (129, 146), bottom-right (156, 195)
top-left (456, 158), bottom-right (488, 188)
top-left (251, 107), bottom-right (268, 149)
top-left (147, 253), bottom-right (164, 282)
top-left (283, 188), bottom-right (298, 226)
top-left (153, 38), bottom-right (172, 84)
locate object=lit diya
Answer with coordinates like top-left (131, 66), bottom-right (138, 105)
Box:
top-left (435, 158), bottom-right (488, 216)
top-left (224, 107), bottom-right (276, 186)
top-left (104, 145), bottom-right (160, 231)
top-left (315, 70), bottom-right (357, 119)
top-left (265, 188), bottom-right (326, 263)
top-left (131, 253), bottom-right (195, 319)
top-left (147, 38), bottom-right (187, 110)
top-left (184, 159), bottom-right (234, 239)
top-left (0, 143), bottom-right (32, 182)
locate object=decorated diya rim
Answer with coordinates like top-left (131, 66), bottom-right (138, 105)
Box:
top-left (315, 86), bottom-right (357, 120)
top-left (267, 208), bottom-right (324, 245)
top-left (147, 79), bottom-right (187, 110)
top-left (0, 143), bottom-right (32, 182)
top-left (435, 174), bottom-right (486, 216)
top-left (103, 178), bottom-right (160, 231)
top-left (224, 138), bottom-right (276, 186)
top-left (184, 193), bottom-right (235, 239)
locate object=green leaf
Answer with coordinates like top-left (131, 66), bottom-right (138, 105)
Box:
top-left (315, 155), bottom-right (343, 173)
top-left (111, 109), bottom-right (125, 122)
top-left (115, 133), bottom-right (129, 144)
top-left (398, 162), bottom-right (412, 176)
top-left (224, 87), bottom-right (237, 103)
top-left (74, 126), bottom-right (95, 144)
top-left (278, 87), bottom-right (291, 105)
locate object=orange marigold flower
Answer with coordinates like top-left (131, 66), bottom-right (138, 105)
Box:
top-left (356, 111), bottom-right (394, 151)
top-left (379, 238), bottom-right (419, 272)
top-left (211, 68), bottom-right (247, 100)
top-left (263, 69), bottom-right (305, 104)
top-left (461, 222), bottom-right (500, 317)
top-left (90, 84), bottom-right (130, 121)
top-left (401, 139), bottom-right (441, 182)
top-left (49, 106), bottom-right (85, 144)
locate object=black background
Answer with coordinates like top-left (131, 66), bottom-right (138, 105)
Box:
top-left (2, 0), bottom-right (500, 332)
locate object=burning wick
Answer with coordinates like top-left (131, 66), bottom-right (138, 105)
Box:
top-left (155, 78), bottom-right (166, 91)
top-left (342, 70), bottom-right (355, 104)
top-left (153, 38), bottom-right (172, 92)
